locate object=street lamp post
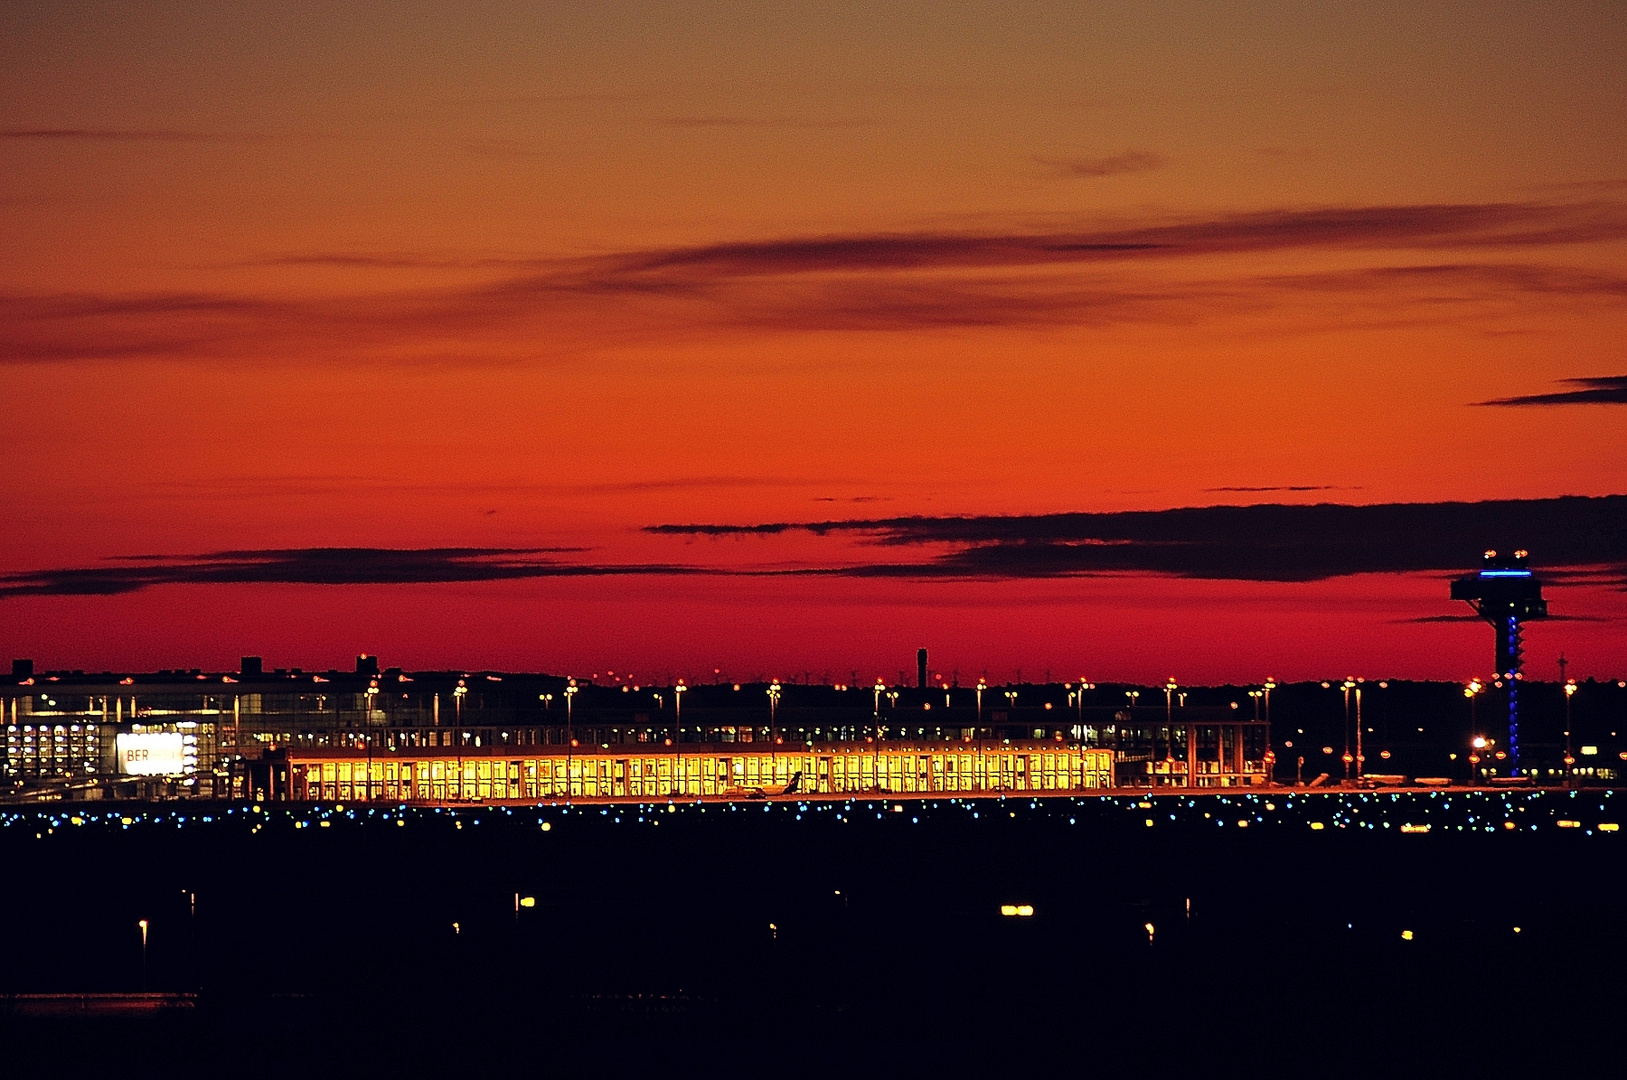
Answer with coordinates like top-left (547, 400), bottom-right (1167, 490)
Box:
top-left (1564, 679), bottom-right (1578, 788)
top-left (674, 680), bottom-right (687, 743)
top-left (139, 918), bottom-right (149, 992)
top-left (1163, 680), bottom-right (1178, 787)
top-left (1123, 691), bottom-right (1140, 783)
top-left (452, 680), bottom-right (468, 803)
top-left (767, 681), bottom-right (781, 746)
top-left (1341, 679), bottom-right (1356, 782)
top-left (564, 679), bottom-right (578, 802)
top-left (1465, 679), bottom-right (1482, 784)
top-left (1075, 679), bottom-right (1092, 725)
top-left (1354, 682), bottom-right (1365, 781)
top-left (364, 679), bottom-right (378, 800)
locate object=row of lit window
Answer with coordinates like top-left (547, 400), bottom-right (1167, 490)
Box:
top-left (292, 750), bottom-right (1114, 800)
top-left (301, 749), bottom-right (1110, 779)
top-left (6, 725), bottom-right (98, 734)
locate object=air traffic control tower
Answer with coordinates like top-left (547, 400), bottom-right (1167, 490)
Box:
top-left (1451, 550), bottom-right (1547, 774)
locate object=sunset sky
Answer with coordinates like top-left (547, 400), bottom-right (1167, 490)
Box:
top-left (3, 1), bottom-right (1625, 682)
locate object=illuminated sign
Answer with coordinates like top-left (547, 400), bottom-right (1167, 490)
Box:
top-left (117, 732), bottom-right (190, 776)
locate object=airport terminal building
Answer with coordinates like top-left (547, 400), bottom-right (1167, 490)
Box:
top-left (2, 657), bottom-right (1273, 804)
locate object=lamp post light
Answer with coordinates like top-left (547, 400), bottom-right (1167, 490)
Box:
top-left (1354, 681), bottom-right (1365, 780)
top-left (1564, 679), bottom-right (1578, 788)
top-left (1340, 679), bottom-right (1356, 782)
top-left (767, 681), bottom-right (781, 746)
top-left (873, 679), bottom-right (886, 715)
top-left (976, 678), bottom-right (986, 723)
top-left (1263, 679), bottom-right (1276, 726)
top-left (364, 680), bottom-right (379, 799)
top-left (1161, 680), bottom-right (1178, 784)
top-left (563, 679), bottom-right (578, 802)
top-left (1249, 689), bottom-right (1263, 721)
top-left (138, 919), bottom-right (149, 992)
top-left (1465, 679), bottom-right (1483, 784)
top-left (452, 680), bottom-right (468, 802)
top-left (674, 680), bottom-right (687, 739)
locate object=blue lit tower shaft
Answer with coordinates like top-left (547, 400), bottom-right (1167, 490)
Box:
top-left (1497, 613), bottom-right (1522, 768)
top-left (1450, 552), bottom-right (1546, 777)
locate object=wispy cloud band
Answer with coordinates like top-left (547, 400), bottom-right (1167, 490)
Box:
top-left (3, 200), bottom-right (1625, 365)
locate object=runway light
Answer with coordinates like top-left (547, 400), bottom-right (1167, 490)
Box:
top-left (1401, 930), bottom-right (1414, 941)
top-left (1000, 904), bottom-right (1034, 917)
top-left (1400, 824), bottom-right (1430, 834)
top-left (1309, 822), bottom-right (1326, 831)
top-left (1557, 820), bottom-right (1580, 828)
top-left (519, 896), bottom-right (536, 908)
top-left (1599, 823), bottom-right (1620, 832)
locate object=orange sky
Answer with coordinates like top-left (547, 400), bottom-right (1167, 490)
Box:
top-left (3, 2), bottom-right (1625, 679)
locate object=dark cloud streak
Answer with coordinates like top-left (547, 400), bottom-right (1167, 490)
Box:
top-left (1474, 375), bottom-right (1627, 407)
top-left (1042, 150), bottom-right (1166, 178)
top-left (7, 498), bottom-right (1626, 596)
top-left (1, 128), bottom-right (223, 142)
top-left (0, 548), bottom-right (705, 598)
top-left (650, 495), bottom-right (1627, 584)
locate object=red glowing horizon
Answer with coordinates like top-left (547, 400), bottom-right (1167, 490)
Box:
top-left (3, 5), bottom-right (1624, 680)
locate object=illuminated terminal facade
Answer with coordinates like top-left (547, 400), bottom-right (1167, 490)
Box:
top-left (263, 742), bottom-right (1116, 803)
top-left (2, 657), bottom-right (1276, 803)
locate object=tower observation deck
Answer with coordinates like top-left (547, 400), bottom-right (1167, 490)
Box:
top-left (1450, 549), bottom-right (1547, 775)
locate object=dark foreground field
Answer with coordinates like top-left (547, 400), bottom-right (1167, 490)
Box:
top-left (2, 791), bottom-right (1622, 1077)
